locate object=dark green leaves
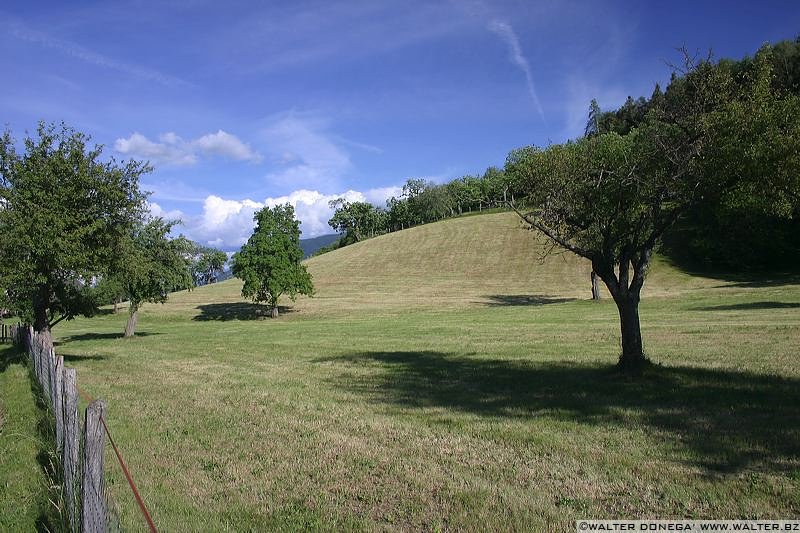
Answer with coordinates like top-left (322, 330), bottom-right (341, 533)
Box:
top-left (231, 204), bottom-right (314, 313)
top-left (0, 122), bottom-right (149, 328)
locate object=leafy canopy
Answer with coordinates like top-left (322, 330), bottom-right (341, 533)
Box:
top-left (232, 204), bottom-right (314, 313)
top-left (0, 122), bottom-right (148, 330)
top-left (115, 218), bottom-right (194, 311)
top-left (191, 246), bottom-right (228, 286)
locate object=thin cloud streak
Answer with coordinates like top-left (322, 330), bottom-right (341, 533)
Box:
top-left (2, 17), bottom-right (191, 89)
top-left (488, 20), bottom-right (546, 121)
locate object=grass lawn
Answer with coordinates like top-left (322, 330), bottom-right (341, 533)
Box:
top-left (38, 213), bottom-right (800, 530)
top-left (0, 345), bottom-right (61, 531)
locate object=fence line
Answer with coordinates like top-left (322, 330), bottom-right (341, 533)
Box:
top-left (11, 324), bottom-right (157, 533)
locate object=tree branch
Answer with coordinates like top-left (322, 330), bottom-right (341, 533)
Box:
top-left (508, 201), bottom-right (592, 259)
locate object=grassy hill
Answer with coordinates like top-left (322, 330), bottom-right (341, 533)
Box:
top-left (10, 212), bottom-right (799, 531)
top-left (165, 212), bottom-right (713, 318)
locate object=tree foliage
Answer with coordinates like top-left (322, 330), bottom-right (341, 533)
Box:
top-left (599, 41), bottom-right (800, 269)
top-left (507, 44), bottom-right (800, 370)
top-left (191, 246), bottom-right (227, 286)
top-left (115, 218), bottom-right (194, 337)
top-left (328, 199), bottom-right (386, 244)
top-left (232, 204), bottom-right (314, 317)
top-left (0, 122), bottom-right (148, 334)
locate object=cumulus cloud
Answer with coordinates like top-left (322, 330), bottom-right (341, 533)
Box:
top-left (188, 195), bottom-right (265, 249)
top-left (488, 20), bottom-right (545, 121)
top-left (114, 130), bottom-right (261, 166)
top-left (363, 186), bottom-right (403, 206)
top-left (171, 186), bottom-right (402, 251)
top-left (115, 133), bottom-right (197, 165)
top-left (192, 130), bottom-right (262, 162)
top-left (264, 189), bottom-right (365, 238)
top-left (148, 202), bottom-right (184, 221)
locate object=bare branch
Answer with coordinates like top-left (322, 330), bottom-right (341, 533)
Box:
top-left (508, 200), bottom-right (592, 259)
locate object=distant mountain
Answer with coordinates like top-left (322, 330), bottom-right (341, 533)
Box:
top-left (300, 233), bottom-right (341, 258)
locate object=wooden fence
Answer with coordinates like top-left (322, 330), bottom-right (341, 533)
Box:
top-left (12, 325), bottom-right (107, 532)
top-left (1, 322), bottom-right (13, 343)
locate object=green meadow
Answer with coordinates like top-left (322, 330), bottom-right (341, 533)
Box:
top-left (5, 212), bottom-right (800, 531)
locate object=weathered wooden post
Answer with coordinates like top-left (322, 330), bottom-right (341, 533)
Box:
top-left (82, 400), bottom-right (107, 533)
top-left (591, 271), bottom-right (601, 301)
top-left (54, 356), bottom-right (64, 453)
top-left (35, 336), bottom-right (44, 390)
top-left (47, 348), bottom-right (56, 405)
top-left (63, 368), bottom-right (79, 532)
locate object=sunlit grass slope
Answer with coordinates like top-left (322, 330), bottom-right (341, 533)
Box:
top-left (161, 211), bottom-right (713, 318)
top-left (48, 211), bottom-right (800, 531)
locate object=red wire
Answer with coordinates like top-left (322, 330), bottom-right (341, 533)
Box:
top-left (78, 385), bottom-right (158, 533)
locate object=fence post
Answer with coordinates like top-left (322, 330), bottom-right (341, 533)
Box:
top-left (63, 368), bottom-right (79, 533)
top-left (82, 399), bottom-right (107, 533)
top-left (35, 336), bottom-right (44, 390)
top-left (54, 356), bottom-right (64, 453)
top-left (47, 348), bottom-right (56, 405)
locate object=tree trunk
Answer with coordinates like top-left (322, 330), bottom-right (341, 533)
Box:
top-left (591, 271), bottom-right (600, 300)
top-left (124, 304), bottom-right (139, 338)
top-left (34, 304), bottom-right (49, 333)
top-left (615, 296), bottom-right (646, 371)
top-left (271, 306), bottom-right (279, 318)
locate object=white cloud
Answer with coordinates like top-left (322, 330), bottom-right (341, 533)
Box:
top-left (148, 202), bottom-right (184, 221)
top-left (264, 189), bottom-right (365, 239)
top-left (262, 112), bottom-right (352, 191)
top-left (171, 185), bottom-right (402, 251)
top-left (115, 132), bottom-right (197, 165)
top-left (114, 130), bottom-right (261, 166)
top-left (192, 130), bottom-right (262, 162)
top-left (363, 186), bottom-right (403, 206)
top-left (487, 20), bottom-right (545, 121)
top-left (186, 195), bottom-right (264, 250)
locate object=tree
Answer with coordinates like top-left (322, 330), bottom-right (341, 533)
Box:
top-left (116, 218), bottom-right (193, 337)
top-left (506, 47), bottom-right (800, 371)
top-left (328, 199), bottom-right (385, 244)
top-left (584, 99), bottom-right (602, 137)
top-left (192, 246), bottom-right (227, 286)
top-left (386, 196), bottom-right (412, 231)
top-left (231, 204), bottom-right (313, 318)
top-left (0, 122), bottom-right (148, 339)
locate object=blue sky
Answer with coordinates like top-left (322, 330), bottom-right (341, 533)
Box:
top-left (2, 0), bottom-right (799, 249)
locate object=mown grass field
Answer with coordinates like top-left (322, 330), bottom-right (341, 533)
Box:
top-left (14, 212), bottom-right (800, 531)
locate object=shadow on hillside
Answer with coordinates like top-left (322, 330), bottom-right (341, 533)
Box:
top-left (56, 331), bottom-right (160, 343)
top-left (316, 350), bottom-right (800, 475)
top-left (711, 275), bottom-right (800, 289)
top-left (193, 302), bottom-right (296, 321)
top-left (482, 294), bottom-right (577, 307)
top-left (692, 301), bottom-right (800, 311)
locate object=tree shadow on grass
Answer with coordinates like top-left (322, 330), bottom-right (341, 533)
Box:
top-left (56, 331), bottom-right (160, 343)
top-left (482, 294), bottom-right (578, 307)
top-left (58, 353), bottom-right (108, 363)
top-left (0, 345), bottom-right (25, 373)
top-left (193, 302), bottom-right (296, 321)
top-left (709, 274), bottom-right (800, 289)
top-left (692, 301), bottom-right (800, 311)
top-left (315, 351), bottom-right (800, 475)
